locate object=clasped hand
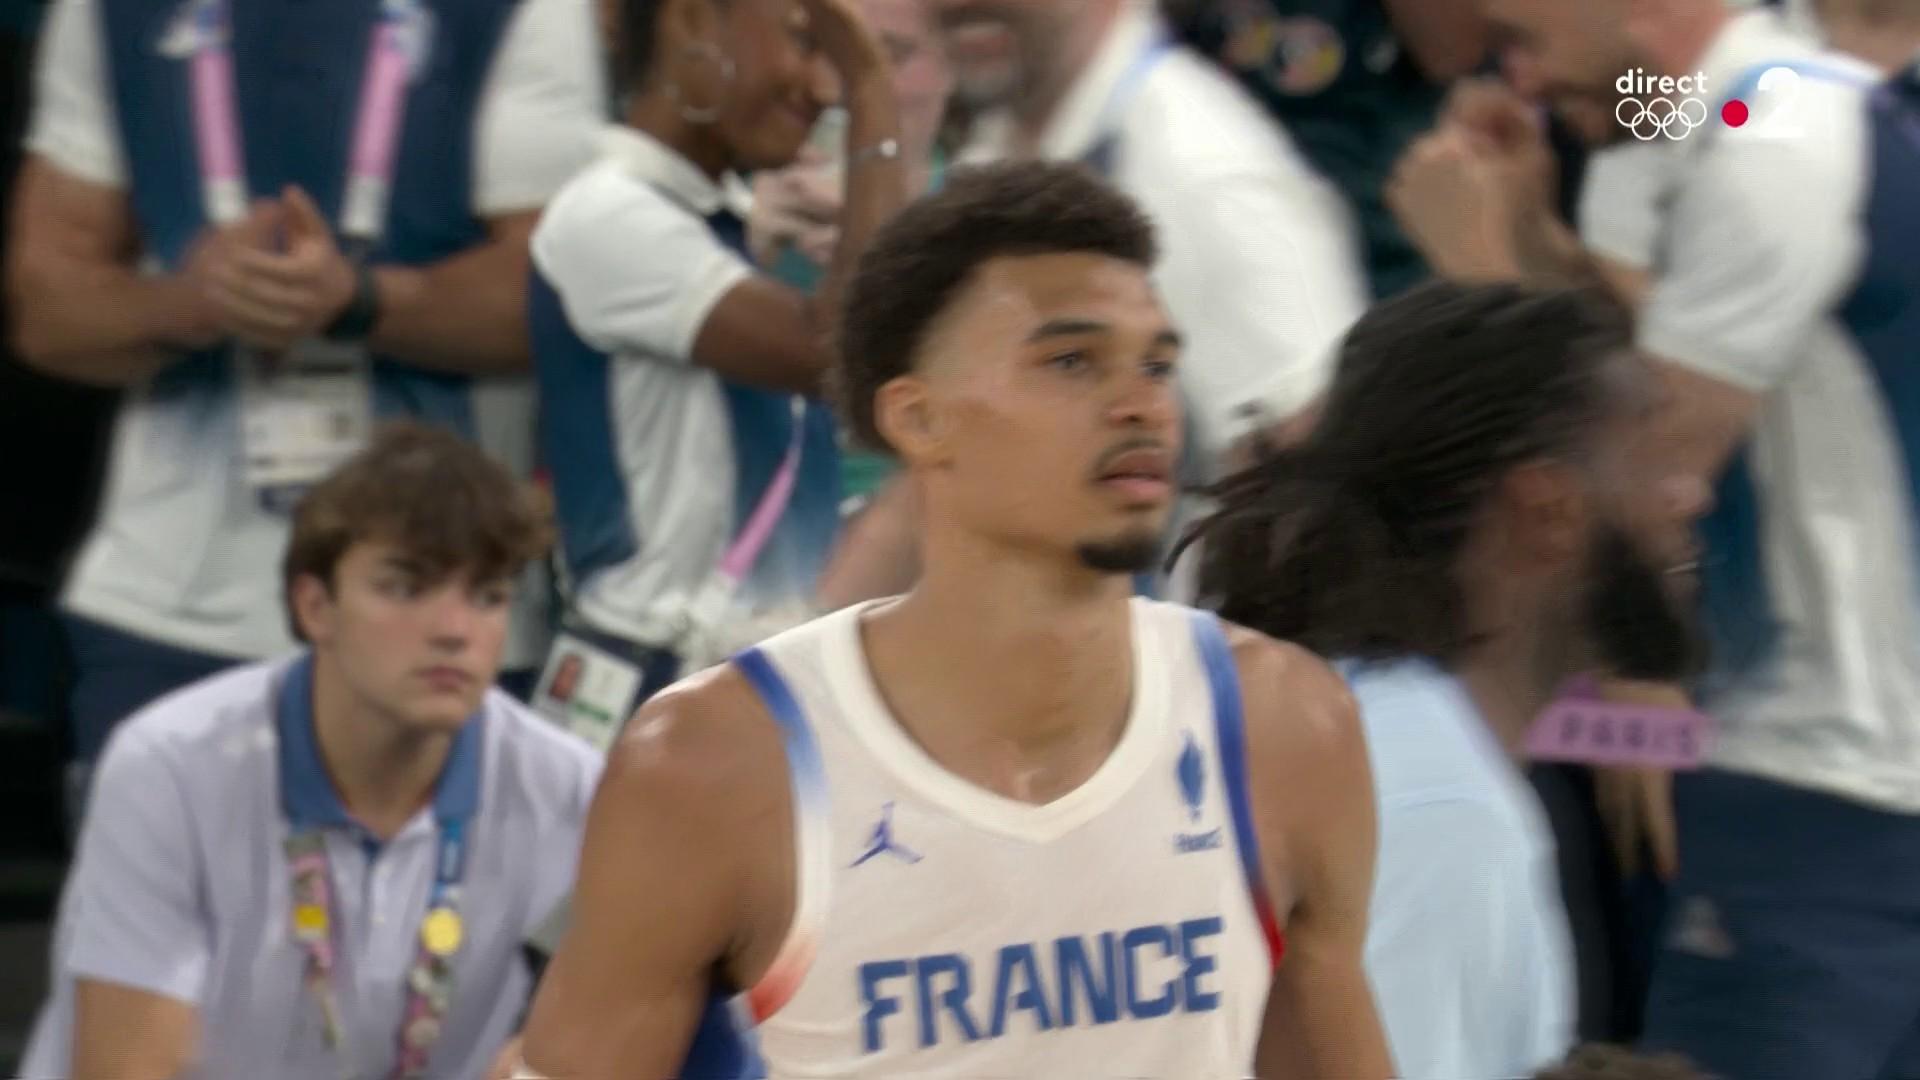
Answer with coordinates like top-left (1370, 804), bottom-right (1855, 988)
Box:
top-left (180, 185), bottom-right (358, 354)
top-left (1386, 79), bottom-right (1562, 283)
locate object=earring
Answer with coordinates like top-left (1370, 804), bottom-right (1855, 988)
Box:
top-left (663, 41), bottom-right (737, 125)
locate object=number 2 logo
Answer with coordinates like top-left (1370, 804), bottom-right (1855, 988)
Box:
top-left (1743, 65), bottom-right (1805, 139)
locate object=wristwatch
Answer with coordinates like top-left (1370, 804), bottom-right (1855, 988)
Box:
top-left (323, 258), bottom-right (382, 343)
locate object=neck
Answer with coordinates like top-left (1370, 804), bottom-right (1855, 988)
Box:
top-left (310, 653), bottom-right (455, 841)
top-left (1011, 1), bottom-right (1124, 146)
top-left (626, 92), bottom-right (731, 180)
top-left (877, 526), bottom-right (1136, 753)
top-left (1455, 580), bottom-right (1576, 756)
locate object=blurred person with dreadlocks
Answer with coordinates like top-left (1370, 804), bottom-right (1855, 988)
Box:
top-left (1186, 282), bottom-right (1711, 1080)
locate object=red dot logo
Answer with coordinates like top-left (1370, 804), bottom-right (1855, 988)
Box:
top-left (1722, 99), bottom-right (1750, 127)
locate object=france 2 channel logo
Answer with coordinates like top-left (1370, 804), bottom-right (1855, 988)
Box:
top-left (1614, 66), bottom-right (1806, 141)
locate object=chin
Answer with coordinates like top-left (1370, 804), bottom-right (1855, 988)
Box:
top-left (400, 696), bottom-right (485, 735)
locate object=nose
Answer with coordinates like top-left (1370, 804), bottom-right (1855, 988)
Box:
top-left (423, 586), bottom-right (480, 648)
top-left (1108, 370), bottom-right (1181, 435)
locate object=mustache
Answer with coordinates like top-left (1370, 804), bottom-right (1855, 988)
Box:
top-left (1088, 437), bottom-right (1173, 478)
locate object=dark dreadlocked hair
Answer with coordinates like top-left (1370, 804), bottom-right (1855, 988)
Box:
top-left (1179, 280), bottom-right (1635, 665)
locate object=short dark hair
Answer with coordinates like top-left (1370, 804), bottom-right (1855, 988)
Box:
top-left (1181, 281), bottom-right (1635, 664)
top-left (613, 0), bottom-right (734, 97)
top-left (1533, 1044), bottom-right (1707, 1080)
top-left (614, 0), bottom-right (665, 95)
top-left (282, 421), bottom-right (552, 642)
top-left (836, 161), bottom-right (1158, 453)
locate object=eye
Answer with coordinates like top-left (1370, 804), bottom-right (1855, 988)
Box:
top-left (1048, 350), bottom-right (1091, 373)
top-left (376, 575), bottom-right (419, 600)
top-left (473, 583), bottom-right (513, 610)
top-left (1144, 358), bottom-right (1176, 380)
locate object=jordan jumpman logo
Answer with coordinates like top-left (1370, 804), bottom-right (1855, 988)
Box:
top-left (850, 801), bottom-right (922, 867)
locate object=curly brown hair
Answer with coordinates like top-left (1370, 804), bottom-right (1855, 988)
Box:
top-left (281, 421), bottom-right (551, 642)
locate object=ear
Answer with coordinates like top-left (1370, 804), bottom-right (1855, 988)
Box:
top-left (290, 573), bottom-right (338, 647)
top-left (1498, 461), bottom-right (1591, 564)
top-left (874, 375), bottom-right (948, 467)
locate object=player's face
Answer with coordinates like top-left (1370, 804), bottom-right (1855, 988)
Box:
top-left (295, 540), bottom-right (513, 734)
top-left (1482, 0), bottom-right (1639, 144)
top-left (1577, 356), bottom-right (1711, 680)
top-left (899, 251), bottom-right (1183, 574)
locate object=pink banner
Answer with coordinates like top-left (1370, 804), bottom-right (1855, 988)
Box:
top-left (1526, 695), bottom-right (1712, 769)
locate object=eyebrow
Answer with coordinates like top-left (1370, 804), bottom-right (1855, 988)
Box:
top-left (1025, 318), bottom-right (1183, 350)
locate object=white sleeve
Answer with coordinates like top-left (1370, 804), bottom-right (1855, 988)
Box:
top-left (472, 0), bottom-right (605, 215)
top-left (1149, 170), bottom-right (1368, 461)
top-left (25, 0), bottom-right (127, 188)
top-left (1364, 797), bottom-right (1569, 1080)
top-left (1577, 142), bottom-right (1674, 270)
top-left (530, 178), bottom-right (753, 362)
top-left (62, 730), bottom-right (211, 1005)
top-left (1638, 111), bottom-right (1867, 393)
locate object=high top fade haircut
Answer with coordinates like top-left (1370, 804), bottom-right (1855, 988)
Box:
top-left (835, 161), bottom-right (1158, 454)
top-left (1180, 281), bottom-right (1635, 665)
top-left (282, 421), bottom-right (552, 642)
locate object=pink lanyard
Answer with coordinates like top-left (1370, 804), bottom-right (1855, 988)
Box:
top-left (716, 395), bottom-right (808, 588)
top-left (286, 821), bottom-right (470, 1080)
top-left (182, 0), bottom-right (422, 236)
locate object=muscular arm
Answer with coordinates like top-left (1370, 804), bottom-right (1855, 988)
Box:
top-left (6, 160), bottom-right (212, 385)
top-left (1231, 631), bottom-right (1394, 1080)
top-left (518, 673), bottom-right (794, 1077)
top-left (368, 212), bottom-right (539, 376)
top-left (71, 980), bottom-right (197, 1080)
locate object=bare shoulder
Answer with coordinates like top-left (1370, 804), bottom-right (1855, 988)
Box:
top-left (1219, 623), bottom-right (1365, 765)
top-left (598, 664), bottom-right (791, 833)
top-left (1215, 624), bottom-right (1378, 922)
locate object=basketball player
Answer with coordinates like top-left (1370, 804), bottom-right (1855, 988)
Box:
top-left (515, 162), bottom-right (1394, 1078)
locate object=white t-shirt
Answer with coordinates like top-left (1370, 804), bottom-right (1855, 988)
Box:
top-left (1343, 657), bottom-right (1575, 1080)
top-left (530, 128), bottom-right (765, 647)
top-left (31, 0), bottom-right (604, 661)
top-left (1628, 12), bottom-right (1920, 813)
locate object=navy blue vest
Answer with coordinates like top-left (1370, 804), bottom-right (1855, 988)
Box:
top-left (98, 0), bottom-right (523, 430)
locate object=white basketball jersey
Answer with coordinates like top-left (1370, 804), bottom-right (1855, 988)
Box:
top-left (726, 598), bottom-right (1282, 1079)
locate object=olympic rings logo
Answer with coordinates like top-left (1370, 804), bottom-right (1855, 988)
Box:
top-left (1615, 95), bottom-right (1710, 140)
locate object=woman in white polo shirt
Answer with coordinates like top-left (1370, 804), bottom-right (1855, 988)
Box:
top-left (527, 0), bottom-right (907, 751)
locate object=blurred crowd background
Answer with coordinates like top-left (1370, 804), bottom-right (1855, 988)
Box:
top-left (0, 0), bottom-right (1908, 1073)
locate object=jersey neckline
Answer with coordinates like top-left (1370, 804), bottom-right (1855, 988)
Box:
top-left (820, 597), bottom-right (1171, 844)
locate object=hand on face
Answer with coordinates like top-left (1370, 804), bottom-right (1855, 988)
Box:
top-left (185, 185), bottom-right (357, 354)
top-left (795, 0), bottom-right (888, 78)
top-left (1387, 79), bottom-right (1562, 283)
